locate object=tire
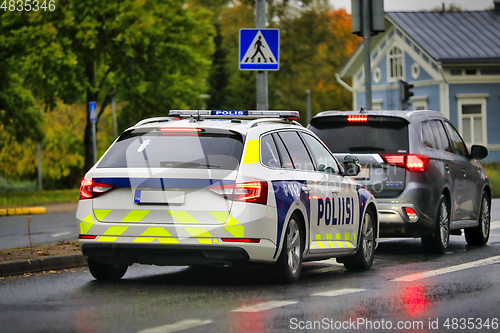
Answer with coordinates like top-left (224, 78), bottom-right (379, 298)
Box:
top-left (273, 214), bottom-right (303, 283)
top-left (88, 257), bottom-right (128, 281)
top-left (340, 208), bottom-right (375, 271)
top-left (465, 192), bottom-right (490, 246)
top-left (422, 195), bottom-right (450, 254)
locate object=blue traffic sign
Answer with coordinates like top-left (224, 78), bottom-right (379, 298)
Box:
top-left (239, 29), bottom-right (279, 71)
top-left (89, 101), bottom-right (97, 122)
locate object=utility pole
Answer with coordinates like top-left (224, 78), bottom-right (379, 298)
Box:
top-left (255, 0), bottom-right (268, 110)
top-left (112, 96), bottom-right (118, 138)
top-left (306, 90), bottom-right (311, 123)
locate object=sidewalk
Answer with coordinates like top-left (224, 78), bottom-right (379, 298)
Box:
top-left (0, 202), bottom-right (86, 277)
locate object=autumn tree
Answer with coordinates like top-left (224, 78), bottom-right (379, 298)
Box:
top-left (1, 0), bottom-right (214, 172)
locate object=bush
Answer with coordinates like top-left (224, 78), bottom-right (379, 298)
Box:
top-left (482, 163), bottom-right (500, 198)
top-left (0, 176), bottom-right (38, 193)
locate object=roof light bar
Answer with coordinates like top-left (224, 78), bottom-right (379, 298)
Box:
top-left (168, 110), bottom-right (300, 120)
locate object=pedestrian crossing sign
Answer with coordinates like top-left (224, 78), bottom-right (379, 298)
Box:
top-left (239, 29), bottom-right (279, 71)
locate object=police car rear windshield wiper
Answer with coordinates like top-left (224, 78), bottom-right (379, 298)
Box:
top-left (159, 161), bottom-right (221, 169)
top-left (348, 146), bottom-right (386, 153)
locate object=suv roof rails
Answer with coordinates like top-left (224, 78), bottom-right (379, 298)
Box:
top-left (247, 118), bottom-right (303, 129)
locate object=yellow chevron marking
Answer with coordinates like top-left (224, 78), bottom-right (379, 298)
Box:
top-left (185, 227), bottom-right (212, 238)
top-left (243, 139), bottom-right (260, 164)
top-left (133, 237), bottom-right (179, 243)
top-left (197, 238), bottom-right (213, 244)
top-left (310, 242), bottom-right (316, 249)
top-left (133, 237), bottom-right (154, 243)
top-left (157, 238), bottom-right (179, 243)
top-left (224, 216), bottom-right (244, 237)
top-left (122, 210), bottom-right (150, 223)
top-left (141, 227), bottom-right (171, 237)
top-left (336, 241), bottom-right (344, 248)
top-left (346, 242), bottom-right (354, 248)
top-left (104, 226), bottom-right (128, 236)
top-left (94, 209), bottom-right (112, 221)
top-left (353, 233), bottom-right (357, 243)
top-left (209, 211), bottom-right (230, 224)
top-left (336, 233), bottom-right (341, 240)
top-left (82, 213), bottom-right (94, 223)
top-left (97, 236), bottom-right (118, 242)
top-left (80, 222), bottom-right (93, 234)
top-left (315, 234), bottom-right (321, 240)
top-left (212, 239), bottom-right (219, 244)
top-left (327, 241), bottom-right (335, 248)
top-left (326, 234), bottom-right (332, 240)
top-left (167, 210), bottom-right (198, 224)
top-left (344, 233), bottom-right (350, 241)
top-left (317, 241), bottom-right (325, 248)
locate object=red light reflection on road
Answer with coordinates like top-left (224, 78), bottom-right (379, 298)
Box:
top-left (400, 281), bottom-right (429, 316)
top-left (232, 310), bottom-right (269, 333)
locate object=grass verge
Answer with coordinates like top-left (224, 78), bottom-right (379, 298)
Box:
top-left (0, 188), bottom-right (79, 207)
top-left (483, 163), bottom-right (500, 198)
top-left (0, 241), bottom-right (80, 262)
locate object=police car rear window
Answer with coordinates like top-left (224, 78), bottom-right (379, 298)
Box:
top-left (309, 116), bottom-right (409, 154)
top-left (97, 129), bottom-right (244, 170)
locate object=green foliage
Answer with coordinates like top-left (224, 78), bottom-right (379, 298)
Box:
top-left (482, 163), bottom-right (500, 198)
top-left (0, 189), bottom-right (80, 206)
top-left (0, 177), bottom-right (37, 193)
top-left (1, 0), bottom-right (215, 171)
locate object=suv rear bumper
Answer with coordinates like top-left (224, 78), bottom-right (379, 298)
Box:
top-left (376, 200), bottom-right (435, 237)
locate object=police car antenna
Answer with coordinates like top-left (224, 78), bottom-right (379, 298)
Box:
top-left (359, 107), bottom-right (365, 113)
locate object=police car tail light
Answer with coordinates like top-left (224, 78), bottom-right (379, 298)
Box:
top-left (404, 207), bottom-right (419, 222)
top-left (347, 114), bottom-right (368, 122)
top-left (80, 179), bottom-right (114, 199)
top-left (381, 154), bottom-right (429, 172)
top-left (209, 181), bottom-right (268, 205)
top-left (221, 238), bottom-right (260, 243)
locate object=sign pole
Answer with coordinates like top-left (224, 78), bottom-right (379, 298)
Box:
top-left (256, 0), bottom-right (268, 111)
top-left (363, 0), bottom-right (372, 110)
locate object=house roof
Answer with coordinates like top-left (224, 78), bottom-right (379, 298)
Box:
top-left (386, 11), bottom-right (500, 64)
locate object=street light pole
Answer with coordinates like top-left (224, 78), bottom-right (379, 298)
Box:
top-left (363, 0), bottom-right (372, 110)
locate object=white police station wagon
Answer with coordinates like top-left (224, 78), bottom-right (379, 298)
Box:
top-left (77, 110), bottom-right (378, 283)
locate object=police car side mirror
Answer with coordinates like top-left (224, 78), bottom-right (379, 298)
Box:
top-left (343, 155), bottom-right (361, 176)
top-left (318, 164), bottom-right (326, 172)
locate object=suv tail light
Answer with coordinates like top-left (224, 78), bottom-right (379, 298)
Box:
top-left (209, 181), bottom-right (268, 205)
top-left (381, 154), bottom-right (429, 172)
top-left (80, 179), bottom-right (114, 199)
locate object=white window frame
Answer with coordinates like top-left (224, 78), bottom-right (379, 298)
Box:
top-left (457, 96), bottom-right (488, 147)
top-left (410, 96), bottom-right (428, 110)
top-left (372, 99), bottom-right (383, 110)
top-left (387, 46), bottom-right (404, 82)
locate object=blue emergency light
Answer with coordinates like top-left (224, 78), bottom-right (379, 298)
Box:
top-left (169, 110), bottom-right (299, 120)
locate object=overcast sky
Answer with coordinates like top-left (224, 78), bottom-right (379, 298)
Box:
top-left (330, 0), bottom-right (495, 13)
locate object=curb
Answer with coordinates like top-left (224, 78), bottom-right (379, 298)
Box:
top-left (0, 254), bottom-right (87, 277)
top-left (0, 206), bottom-right (47, 217)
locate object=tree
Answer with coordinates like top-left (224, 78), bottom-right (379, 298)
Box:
top-left (1, 0), bottom-right (214, 172)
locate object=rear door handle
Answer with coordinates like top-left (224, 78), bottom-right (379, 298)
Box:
top-left (462, 168), bottom-right (467, 177)
top-left (302, 186), bottom-right (311, 193)
top-left (444, 165), bottom-right (450, 172)
top-left (330, 188), bottom-right (340, 194)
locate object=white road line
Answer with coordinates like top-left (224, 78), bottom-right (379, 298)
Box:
top-left (312, 288), bottom-right (366, 297)
top-left (391, 255), bottom-right (500, 282)
top-left (490, 221), bottom-right (500, 230)
top-left (231, 300), bottom-right (298, 313)
top-left (137, 319), bottom-right (212, 333)
top-left (51, 231), bottom-right (72, 237)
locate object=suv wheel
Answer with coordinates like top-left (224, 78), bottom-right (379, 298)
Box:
top-left (338, 208), bottom-right (375, 270)
top-left (273, 214), bottom-right (303, 283)
top-left (422, 195), bottom-right (450, 254)
top-left (88, 257), bottom-right (128, 281)
top-left (465, 192), bottom-right (490, 246)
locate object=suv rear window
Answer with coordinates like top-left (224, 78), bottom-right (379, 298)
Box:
top-left (98, 128), bottom-right (244, 170)
top-left (309, 116), bottom-right (409, 154)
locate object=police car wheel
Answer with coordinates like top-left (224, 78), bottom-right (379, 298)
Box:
top-left (88, 257), bottom-right (128, 281)
top-left (342, 208), bottom-right (375, 271)
top-left (465, 191), bottom-right (490, 246)
top-left (422, 196), bottom-right (449, 254)
top-left (274, 214), bottom-right (303, 283)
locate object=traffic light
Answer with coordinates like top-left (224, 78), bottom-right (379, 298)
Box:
top-left (399, 80), bottom-right (414, 110)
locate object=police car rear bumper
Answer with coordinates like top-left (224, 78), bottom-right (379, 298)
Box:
top-left (82, 243), bottom-right (252, 266)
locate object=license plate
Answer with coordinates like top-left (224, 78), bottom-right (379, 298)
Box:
top-left (134, 190), bottom-right (185, 205)
top-left (355, 166), bottom-right (370, 180)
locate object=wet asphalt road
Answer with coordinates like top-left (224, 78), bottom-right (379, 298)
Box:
top-left (1, 201), bottom-right (500, 332)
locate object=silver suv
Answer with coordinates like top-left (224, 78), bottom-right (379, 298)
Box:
top-left (309, 110), bottom-right (491, 253)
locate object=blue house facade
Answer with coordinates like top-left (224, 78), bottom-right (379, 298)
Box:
top-left (338, 9), bottom-right (500, 161)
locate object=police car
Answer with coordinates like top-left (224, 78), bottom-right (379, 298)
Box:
top-left (77, 110), bottom-right (379, 283)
